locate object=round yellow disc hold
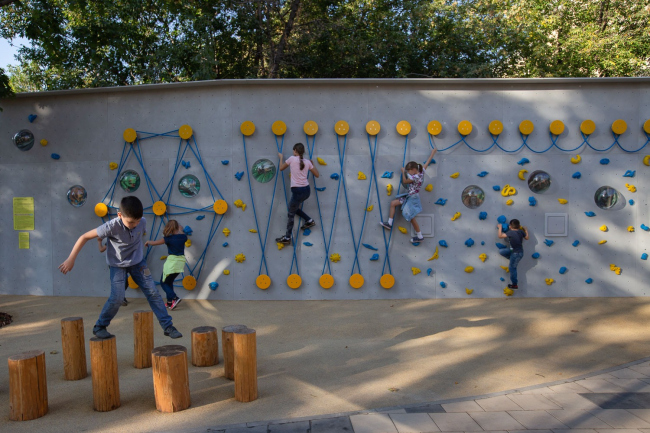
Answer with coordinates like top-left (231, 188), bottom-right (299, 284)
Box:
top-left (581, 119), bottom-right (596, 135)
top-left (95, 203), bottom-right (108, 217)
top-left (183, 275), bottom-right (197, 290)
top-left (213, 199), bottom-right (228, 215)
top-left (152, 201), bottom-right (166, 216)
top-left (396, 120), bottom-right (411, 136)
top-left (366, 120), bottom-right (381, 135)
top-left (380, 274), bottom-right (395, 289)
top-left (240, 121), bottom-right (255, 136)
top-left (319, 274), bottom-right (334, 289)
top-left (458, 120), bottom-right (473, 136)
top-left (287, 274), bottom-right (302, 289)
top-left (643, 119), bottom-right (650, 134)
top-left (127, 275), bottom-right (139, 289)
top-left (179, 125), bottom-right (193, 140)
top-left (427, 120), bottom-right (442, 136)
top-left (550, 120), bottom-right (565, 136)
top-left (489, 120), bottom-right (503, 135)
top-left (519, 120), bottom-right (534, 135)
top-left (334, 120), bottom-right (349, 135)
top-left (303, 121), bottom-right (318, 136)
top-left (256, 274), bottom-right (271, 290)
top-left (272, 120), bottom-right (287, 136)
top-left (349, 273), bottom-right (364, 289)
top-left (612, 119), bottom-right (627, 135)
top-left (123, 128), bottom-right (137, 143)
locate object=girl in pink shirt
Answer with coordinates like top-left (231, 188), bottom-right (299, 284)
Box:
top-left (276, 143), bottom-right (320, 245)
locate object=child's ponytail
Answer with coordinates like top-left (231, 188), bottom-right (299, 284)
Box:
top-left (294, 143), bottom-right (306, 170)
top-left (418, 163), bottom-right (423, 173)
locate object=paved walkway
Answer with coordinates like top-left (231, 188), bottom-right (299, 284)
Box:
top-left (194, 356), bottom-right (650, 433)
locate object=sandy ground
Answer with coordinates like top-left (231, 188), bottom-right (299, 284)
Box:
top-left (1, 295), bottom-right (650, 432)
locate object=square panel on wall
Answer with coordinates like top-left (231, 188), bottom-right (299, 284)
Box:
top-left (545, 213), bottom-right (568, 237)
top-left (411, 214), bottom-right (434, 238)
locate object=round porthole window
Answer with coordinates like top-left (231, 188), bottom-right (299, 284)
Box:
top-left (67, 185), bottom-right (87, 207)
top-left (13, 129), bottom-right (35, 151)
top-left (252, 159), bottom-right (276, 183)
top-left (461, 185), bottom-right (485, 209)
top-left (594, 186), bottom-right (619, 209)
top-left (528, 170), bottom-right (551, 194)
top-left (119, 170), bottom-right (141, 193)
top-left (178, 174), bottom-right (201, 197)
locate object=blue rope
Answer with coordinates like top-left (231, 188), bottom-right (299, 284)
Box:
top-left (160, 138), bottom-right (189, 202)
top-left (136, 130), bottom-right (181, 140)
top-left (242, 135), bottom-right (269, 276)
top-left (368, 134), bottom-right (391, 275)
top-left (336, 134), bottom-right (359, 275)
top-left (191, 136), bottom-right (225, 200)
top-left (382, 135), bottom-right (409, 275)
top-left (304, 134), bottom-right (328, 274)
top-left (258, 135), bottom-right (285, 276)
top-left (321, 135), bottom-right (347, 276)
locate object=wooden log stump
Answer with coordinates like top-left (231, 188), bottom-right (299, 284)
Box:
top-left (60, 317), bottom-right (88, 381)
top-left (191, 326), bottom-right (219, 367)
top-left (234, 327), bottom-right (257, 402)
top-left (151, 345), bottom-right (190, 413)
top-left (133, 310), bottom-right (154, 369)
top-left (90, 336), bottom-right (120, 412)
top-left (8, 350), bottom-right (48, 421)
top-left (222, 325), bottom-right (247, 380)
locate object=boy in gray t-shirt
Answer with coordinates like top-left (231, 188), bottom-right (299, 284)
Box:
top-left (59, 196), bottom-right (181, 340)
top-left (497, 218), bottom-right (529, 289)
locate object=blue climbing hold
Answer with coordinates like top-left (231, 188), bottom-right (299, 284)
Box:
top-left (544, 239), bottom-right (554, 247)
top-left (221, 160), bottom-right (229, 165)
top-left (600, 158), bottom-right (610, 165)
top-left (381, 171), bottom-right (393, 179)
top-left (370, 253), bottom-right (379, 261)
top-left (412, 242), bottom-right (420, 246)
top-left (641, 224), bottom-right (650, 232)
top-left (572, 172), bottom-right (581, 179)
top-left (209, 282), bottom-right (219, 290)
top-left (585, 278), bottom-right (593, 284)
top-left (629, 199), bottom-right (635, 206)
top-left (559, 266), bottom-right (567, 275)
top-left (465, 238), bottom-right (475, 247)
top-left (330, 173), bottom-right (340, 180)
top-left (439, 240), bottom-right (448, 248)
top-left (623, 170), bottom-right (635, 178)
top-left (196, 215), bottom-right (205, 220)
top-left (478, 212), bottom-right (487, 220)
top-left (477, 171), bottom-right (489, 177)
top-left (517, 158), bottom-right (530, 166)
top-left (440, 281), bottom-right (447, 288)
top-left (185, 161), bottom-right (190, 168)
top-left (51, 153), bottom-right (60, 159)
top-left (497, 215), bottom-right (507, 224)
top-left (532, 252), bottom-right (540, 259)
top-left (528, 196), bottom-right (537, 206)
top-left (427, 268), bottom-right (433, 276)
top-left (502, 224), bottom-right (509, 232)
top-left (572, 240), bottom-right (580, 247)
top-left (315, 187), bottom-right (326, 191)
top-left (222, 242), bottom-right (228, 247)
top-left (585, 211), bottom-right (596, 217)
top-left (434, 198), bottom-right (447, 206)
top-left (303, 229), bottom-right (311, 236)
top-left (480, 241), bottom-right (485, 246)
top-left (363, 243), bottom-right (378, 251)
top-left (641, 253), bottom-right (648, 260)
top-left (496, 242), bottom-right (507, 249)
top-left (303, 242), bottom-right (313, 246)
top-left (500, 277), bottom-right (505, 282)
top-left (183, 226), bottom-right (193, 236)
top-left (493, 185), bottom-right (501, 191)
top-left (28, 114), bottom-right (37, 123)
top-left (235, 171), bottom-right (244, 181)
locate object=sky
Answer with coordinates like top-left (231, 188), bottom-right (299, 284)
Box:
top-left (0, 36), bottom-right (28, 70)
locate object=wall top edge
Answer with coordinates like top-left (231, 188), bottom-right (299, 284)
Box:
top-left (4, 77), bottom-right (650, 99)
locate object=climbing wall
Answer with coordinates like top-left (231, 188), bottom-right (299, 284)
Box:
top-left (0, 80), bottom-right (648, 300)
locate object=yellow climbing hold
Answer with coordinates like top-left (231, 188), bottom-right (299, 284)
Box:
top-left (451, 212), bottom-right (461, 221)
top-left (40, 139), bottom-right (48, 146)
top-left (427, 120), bottom-right (442, 136)
top-left (599, 240), bottom-right (607, 245)
top-left (183, 276), bottom-right (197, 290)
top-left (581, 119), bottom-right (596, 135)
top-left (127, 275), bottom-right (139, 289)
top-left (628, 226), bottom-right (635, 232)
top-left (479, 253), bottom-right (487, 262)
top-left (550, 120), bottom-right (565, 136)
top-left (398, 226), bottom-right (407, 234)
top-left (109, 162), bottom-right (118, 170)
top-left (387, 184), bottom-right (393, 196)
top-left (160, 256), bottom-right (167, 260)
top-left (123, 128), bottom-right (137, 143)
top-left (185, 239), bottom-right (192, 247)
top-left (316, 157), bottom-right (327, 165)
top-left (240, 121), bottom-right (255, 136)
top-left (179, 125), bottom-right (193, 140)
top-left (411, 267), bottom-right (421, 276)
top-left (450, 172), bottom-right (460, 179)
top-left (610, 264), bottom-right (622, 275)
top-left (500, 265), bottom-right (509, 273)
top-left (330, 253), bottom-right (341, 263)
top-left (303, 120), bottom-right (318, 136)
top-left (519, 120), bottom-right (534, 135)
top-left (545, 278), bottom-right (555, 285)
top-left (396, 120), bottom-right (412, 136)
top-left (506, 199), bottom-right (514, 206)
top-left (464, 266), bottom-right (474, 273)
top-left (272, 120), bottom-right (287, 136)
top-left (234, 199), bottom-right (247, 211)
top-left (504, 288), bottom-right (514, 296)
top-left (223, 269), bottom-right (230, 275)
top-left (489, 120), bottom-right (503, 135)
top-left (643, 155), bottom-right (650, 166)
top-left (465, 288), bottom-right (474, 295)
top-left (428, 246), bottom-right (439, 261)
top-left (625, 183), bottom-right (636, 193)
top-left (571, 155), bottom-right (581, 164)
top-left (235, 253), bottom-right (246, 263)
top-left (600, 225), bottom-right (608, 232)
top-left (277, 242), bottom-right (286, 250)
top-left (358, 172), bottom-right (367, 180)
top-left (558, 198), bottom-right (568, 204)
top-left (95, 203), bottom-right (108, 217)
top-left (335, 120), bottom-right (349, 136)
top-left (249, 229), bottom-right (258, 233)
top-left (425, 184), bottom-right (433, 192)
top-left (366, 205), bottom-right (373, 212)
top-left (223, 228), bottom-right (230, 237)
top-left (458, 120), bottom-right (473, 136)
top-left (152, 201), bottom-right (166, 216)
top-left (612, 119), bottom-right (627, 135)
top-left (518, 169), bottom-right (528, 180)
top-left (501, 185), bottom-right (516, 197)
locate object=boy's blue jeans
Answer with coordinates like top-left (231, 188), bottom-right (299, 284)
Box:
top-left (499, 248), bottom-right (524, 285)
top-left (95, 259), bottom-right (173, 331)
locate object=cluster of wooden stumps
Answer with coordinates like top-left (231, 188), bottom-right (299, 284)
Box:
top-left (7, 312), bottom-right (258, 421)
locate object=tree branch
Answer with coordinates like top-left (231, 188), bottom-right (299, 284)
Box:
top-left (0, 0), bottom-right (20, 7)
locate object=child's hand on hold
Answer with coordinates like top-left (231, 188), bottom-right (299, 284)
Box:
top-left (58, 258), bottom-right (75, 274)
top-left (401, 167), bottom-right (405, 173)
top-left (145, 241), bottom-right (151, 247)
top-left (278, 152), bottom-right (283, 160)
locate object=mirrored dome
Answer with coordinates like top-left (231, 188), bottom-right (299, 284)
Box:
top-left (67, 185), bottom-right (87, 207)
top-left (528, 170), bottom-right (551, 194)
top-left (594, 186), bottom-right (619, 209)
top-left (461, 185), bottom-right (485, 209)
top-left (178, 174), bottom-right (201, 197)
top-left (252, 159), bottom-right (276, 183)
top-left (119, 170), bottom-right (141, 193)
top-left (13, 129), bottom-right (35, 151)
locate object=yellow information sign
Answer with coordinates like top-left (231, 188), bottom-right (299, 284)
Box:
top-left (19, 232), bottom-right (30, 249)
top-left (13, 197), bottom-right (34, 231)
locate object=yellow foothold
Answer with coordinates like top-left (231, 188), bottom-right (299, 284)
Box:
top-left (570, 155), bottom-right (581, 164)
top-left (213, 199), bottom-right (228, 214)
top-left (427, 120), bottom-right (442, 136)
top-left (316, 157), bottom-right (327, 166)
top-left (464, 266), bottom-right (474, 273)
top-left (519, 120), bottom-right (534, 135)
top-left (256, 274), bottom-right (271, 290)
top-left (330, 253), bottom-right (341, 263)
top-left (450, 172), bottom-right (460, 179)
top-left (612, 119), bottom-right (627, 135)
top-left (489, 120), bottom-right (503, 135)
top-left (287, 274), bottom-right (302, 289)
top-left (625, 183), bottom-right (636, 193)
top-left (366, 205), bottom-right (373, 212)
top-left (545, 278), bottom-right (555, 285)
top-left (387, 184), bottom-right (393, 196)
top-left (240, 121), bottom-right (255, 136)
top-left (380, 274), bottom-right (395, 289)
top-left (95, 203), bottom-right (108, 217)
top-left (303, 120), bottom-right (318, 136)
top-left (358, 172), bottom-right (367, 180)
top-left (600, 225), bottom-right (608, 232)
top-left (223, 228), bottom-right (231, 237)
top-left (396, 120), bottom-right (411, 136)
top-left (398, 226), bottom-right (407, 234)
top-left (643, 155), bottom-right (650, 166)
top-left (479, 253), bottom-right (487, 262)
top-left (249, 229), bottom-right (257, 233)
top-left (182, 275), bottom-right (197, 290)
top-left (501, 185), bottom-right (516, 197)
top-left (40, 139), bottom-right (48, 146)
top-left (235, 253), bottom-right (246, 263)
top-left (349, 273), bottom-right (364, 289)
top-left (458, 120), bottom-right (472, 136)
top-left (428, 246), bottom-right (439, 261)
top-left (451, 212), bottom-right (461, 221)
top-left (610, 264), bottom-right (622, 275)
top-left (185, 239), bottom-right (192, 247)
top-left (179, 124), bottom-right (193, 140)
top-left (109, 162), bottom-right (118, 170)
top-left (127, 275), bottom-right (139, 289)
top-left (581, 119), bottom-right (596, 135)
top-left (152, 201), bottom-right (166, 216)
top-left (506, 199), bottom-right (514, 206)
top-left (500, 265), bottom-right (509, 273)
top-left (425, 184), bottom-right (433, 192)
top-left (160, 256), bottom-right (167, 260)
top-left (644, 119), bottom-right (650, 134)
top-left (234, 199), bottom-right (247, 211)
top-left (465, 288), bottom-right (474, 295)
top-left (366, 120), bottom-right (381, 135)
top-left (518, 169), bottom-right (528, 180)
top-left (319, 274), bottom-right (334, 289)
top-left (411, 267), bottom-right (421, 276)
top-left (599, 240), bottom-right (607, 245)
top-left (550, 120), bottom-right (565, 135)
top-left (628, 226), bottom-right (635, 232)
top-left (335, 120), bottom-right (350, 136)
top-left (223, 270), bottom-right (230, 275)
top-left (123, 128), bottom-right (137, 143)
top-left (277, 242), bottom-right (285, 250)
top-left (558, 198), bottom-right (568, 204)
top-left (504, 288), bottom-right (514, 296)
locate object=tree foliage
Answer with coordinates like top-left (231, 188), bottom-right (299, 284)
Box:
top-left (0, 0), bottom-right (648, 92)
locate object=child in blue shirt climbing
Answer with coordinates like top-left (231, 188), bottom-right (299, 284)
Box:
top-left (380, 148), bottom-right (437, 243)
top-left (497, 219), bottom-right (529, 289)
top-left (145, 220), bottom-right (187, 310)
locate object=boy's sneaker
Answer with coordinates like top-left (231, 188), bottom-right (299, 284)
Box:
top-left (92, 326), bottom-right (113, 340)
top-left (301, 219), bottom-right (316, 230)
top-left (169, 298), bottom-right (182, 310)
top-left (410, 236), bottom-right (424, 244)
top-left (164, 326), bottom-right (183, 339)
top-left (122, 298), bottom-right (128, 306)
top-left (508, 284), bottom-right (519, 289)
top-left (379, 221), bottom-right (392, 230)
top-left (275, 235), bottom-right (291, 245)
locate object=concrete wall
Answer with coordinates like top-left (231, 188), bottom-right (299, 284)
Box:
top-left (1, 78), bottom-right (648, 299)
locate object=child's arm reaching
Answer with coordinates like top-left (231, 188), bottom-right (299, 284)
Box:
top-left (278, 153), bottom-right (289, 171)
top-left (522, 226), bottom-right (530, 240)
top-left (422, 148), bottom-right (437, 171)
top-left (309, 162), bottom-right (319, 178)
top-left (97, 238), bottom-right (107, 253)
top-left (401, 167), bottom-right (413, 184)
top-left (497, 224), bottom-right (508, 239)
top-left (145, 239), bottom-right (166, 248)
top-left (59, 228), bottom-right (99, 274)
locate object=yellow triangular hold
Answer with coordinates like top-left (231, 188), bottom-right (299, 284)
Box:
top-left (185, 239), bottom-right (192, 247)
top-left (398, 226), bottom-right (407, 234)
top-left (428, 246), bottom-right (439, 261)
top-left (358, 172), bottom-right (367, 180)
top-left (450, 172), bottom-right (460, 178)
top-left (425, 184), bottom-right (433, 192)
top-left (465, 288), bottom-right (474, 295)
top-left (545, 278), bottom-right (554, 285)
top-left (500, 265), bottom-right (509, 273)
top-left (316, 157), bottom-right (327, 165)
top-left (277, 242), bottom-right (285, 250)
top-left (411, 267), bottom-right (421, 275)
top-left (558, 198), bottom-right (568, 204)
top-left (479, 253), bottom-right (487, 262)
top-left (366, 205), bottom-right (373, 212)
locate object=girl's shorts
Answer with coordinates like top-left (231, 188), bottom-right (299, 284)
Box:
top-left (400, 194), bottom-right (422, 222)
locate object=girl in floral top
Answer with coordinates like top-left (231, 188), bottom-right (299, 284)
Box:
top-left (380, 148), bottom-right (436, 243)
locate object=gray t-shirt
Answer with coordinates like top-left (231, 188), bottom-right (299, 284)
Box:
top-left (96, 217), bottom-right (147, 267)
top-left (506, 229), bottom-right (526, 253)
